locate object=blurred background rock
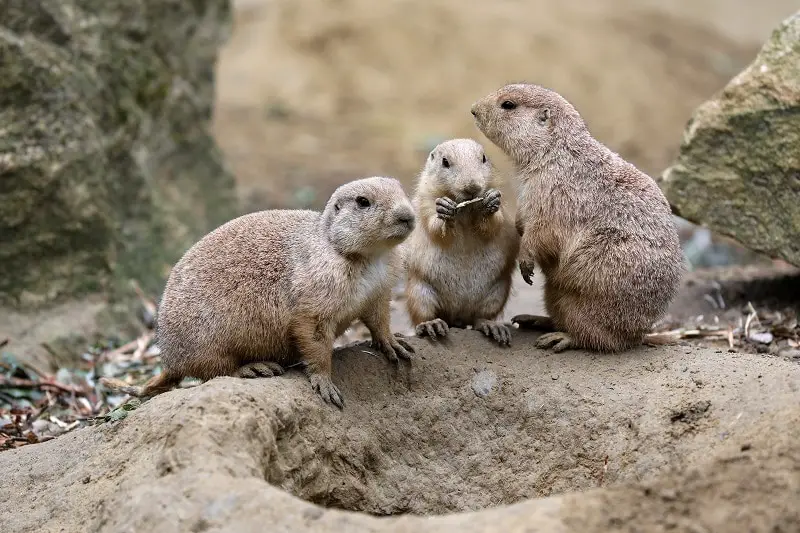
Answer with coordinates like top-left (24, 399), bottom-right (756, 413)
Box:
top-left (215, 0), bottom-right (798, 270)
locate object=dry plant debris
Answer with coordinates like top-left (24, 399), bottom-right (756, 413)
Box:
top-left (0, 282), bottom-right (176, 452)
top-left (653, 301), bottom-right (799, 355)
top-left (0, 328), bottom-right (171, 452)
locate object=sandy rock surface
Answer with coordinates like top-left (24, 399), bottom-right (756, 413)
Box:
top-left (2, 330), bottom-right (798, 532)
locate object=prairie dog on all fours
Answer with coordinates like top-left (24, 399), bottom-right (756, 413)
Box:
top-left (402, 138), bottom-right (520, 345)
top-left (100, 177), bottom-right (416, 409)
top-left (471, 83), bottom-right (684, 353)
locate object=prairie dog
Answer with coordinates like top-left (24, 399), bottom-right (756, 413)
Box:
top-left (471, 83), bottom-right (684, 352)
top-left (402, 139), bottom-right (520, 345)
top-left (101, 177), bottom-right (416, 408)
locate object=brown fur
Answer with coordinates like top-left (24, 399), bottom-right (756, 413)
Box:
top-left (471, 84), bottom-right (685, 353)
top-left (100, 177), bottom-right (417, 408)
top-left (401, 139), bottom-right (520, 345)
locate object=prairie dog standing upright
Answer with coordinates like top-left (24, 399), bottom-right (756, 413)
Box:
top-left (403, 139), bottom-right (520, 345)
top-left (471, 83), bottom-right (684, 352)
top-left (101, 177), bottom-right (416, 408)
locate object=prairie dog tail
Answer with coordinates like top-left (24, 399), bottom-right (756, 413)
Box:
top-left (99, 377), bottom-right (145, 397)
top-left (99, 372), bottom-right (180, 398)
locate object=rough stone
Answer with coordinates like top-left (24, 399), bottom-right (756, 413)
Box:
top-left (0, 0), bottom-right (237, 369)
top-left (659, 10), bottom-right (800, 267)
top-left (471, 369), bottom-right (497, 398)
top-left (0, 330), bottom-right (798, 532)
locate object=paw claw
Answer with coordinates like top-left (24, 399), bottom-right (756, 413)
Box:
top-left (371, 336), bottom-right (415, 363)
top-left (478, 321), bottom-right (512, 346)
top-left (310, 374), bottom-right (344, 409)
top-left (435, 197), bottom-right (457, 220)
top-left (519, 261), bottom-right (535, 285)
top-left (416, 319), bottom-right (449, 340)
top-left (394, 338), bottom-right (415, 357)
top-left (235, 361), bottom-right (285, 378)
top-left (482, 189), bottom-right (502, 215)
top-left (535, 332), bottom-right (573, 353)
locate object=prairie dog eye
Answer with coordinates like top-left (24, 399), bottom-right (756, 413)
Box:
top-left (500, 100), bottom-right (516, 110)
top-left (442, 157), bottom-right (450, 168)
top-left (355, 196), bottom-right (371, 208)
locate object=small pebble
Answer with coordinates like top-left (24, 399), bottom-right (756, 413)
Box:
top-left (659, 488), bottom-right (678, 501)
top-left (748, 331), bottom-right (773, 345)
top-left (31, 420), bottom-right (51, 433)
top-left (551, 374), bottom-right (559, 381)
top-left (471, 370), bottom-right (497, 398)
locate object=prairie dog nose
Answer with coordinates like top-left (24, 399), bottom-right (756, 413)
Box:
top-left (463, 182), bottom-right (482, 198)
top-left (394, 205), bottom-right (415, 228)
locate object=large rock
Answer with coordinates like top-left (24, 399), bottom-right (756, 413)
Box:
top-left (0, 0), bottom-right (237, 369)
top-left (660, 10), bottom-right (800, 267)
top-left (1, 330), bottom-right (798, 532)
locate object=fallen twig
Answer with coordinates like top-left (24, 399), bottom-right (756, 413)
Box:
top-left (0, 376), bottom-right (85, 395)
top-left (598, 455), bottom-right (609, 486)
top-left (131, 332), bottom-right (154, 361)
top-left (99, 338), bottom-right (142, 362)
top-left (130, 279), bottom-right (158, 324)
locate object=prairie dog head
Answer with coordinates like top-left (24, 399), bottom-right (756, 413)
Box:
top-left (322, 176), bottom-right (416, 257)
top-left (470, 83), bottom-right (587, 167)
top-left (417, 139), bottom-right (494, 203)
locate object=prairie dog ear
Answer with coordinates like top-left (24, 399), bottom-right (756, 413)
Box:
top-left (537, 108), bottom-right (551, 125)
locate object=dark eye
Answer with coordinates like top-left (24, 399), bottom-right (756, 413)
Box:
top-left (442, 157), bottom-right (450, 168)
top-left (501, 100), bottom-right (516, 110)
top-left (355, 196), bottom-right (370, 208)
top-left (482, 154), bottom-right (487, 163)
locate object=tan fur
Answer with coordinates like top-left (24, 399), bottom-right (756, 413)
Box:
top-left (401, 139), bottom-right (520, 345)
top-left (100, 177), bottom-right (416, 408)
top-left (471, 84), bottom-right (685, 353)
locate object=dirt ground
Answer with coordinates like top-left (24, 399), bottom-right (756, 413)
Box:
top-left (4, 324), bottom-right (793, 530)
top-left (1, 330), bottom-right (799, 532)
top-left (213, 0), bottom-right (798, 212)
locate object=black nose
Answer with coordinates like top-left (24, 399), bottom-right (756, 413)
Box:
top-left (464, 183), bottom-right (481, 197)
top-left (471, 109), bottom-right (477, 117)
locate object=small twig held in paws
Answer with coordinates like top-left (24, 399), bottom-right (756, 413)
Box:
top-left (454, 196), bottom-right (484, 210)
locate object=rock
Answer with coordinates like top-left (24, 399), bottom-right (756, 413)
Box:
top-left (659, 11), bottom-right (800, 268)
top-left (747, 331), bottom-right (774, 345)
top-left (0, 330), bottom-right (798, 532)
top-left (0, 0), bottom-right (238, 370)
top-left (471, 369), bottom-right (497, 398)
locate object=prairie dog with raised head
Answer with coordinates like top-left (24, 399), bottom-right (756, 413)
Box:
top-left (402, 138), bottom-right (520, 345)
top-left (471, 83), bottom-right (684, 352)
top-left (101, 177), bottom-right (416, 408)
